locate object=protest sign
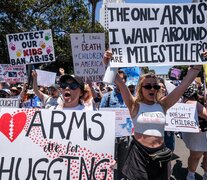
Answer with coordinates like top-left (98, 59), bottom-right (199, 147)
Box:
top-left (36, 69), bottom-right (56, 87)
top-left (107, 3), bottom-right (207, 67)
top-left (100, 108), bottom-right (133, 137)
top-left (6, 29), bottom-right (55, 65)
top-left (0, 64), bottom-right (27, 83)
top-left (165, 103), bottom-right (199, 132)
top-left (0, 108), bottom-right (115, 179)
top-left (70, 33), bottom-right (105, 82)
top-left (0, 98), bottom-right (20, 108)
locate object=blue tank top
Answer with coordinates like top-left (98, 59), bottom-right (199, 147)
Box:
top-left (132, 103), bottom-right (166, 137)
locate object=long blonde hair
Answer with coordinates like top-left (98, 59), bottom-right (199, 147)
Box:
top-left (135, 72), bottom-right (158, 103)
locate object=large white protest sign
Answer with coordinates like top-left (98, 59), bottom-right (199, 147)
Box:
top-left (0, 64), bottom-right (27, 83)
top-left (6, 29), bottom-right (55, 65)
top-left (100, 108), bottom-right (134, 137)
top-left (107, 3), bottom-right (207, 67)
top-left (165, 103), bottom-right (199, 132)
top-left (36, 69), bottom-right (56, 87)
top-left (0, 108), bottom-right (115, 179)
top-left (0, 98), bottom-right (20, 108)
top-left (70, 33), bottom-right (105, 82)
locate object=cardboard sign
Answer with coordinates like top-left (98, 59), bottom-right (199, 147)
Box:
top-left (0, 98), bottom-right (20, 108)
top-left (6, 29), bottom-right (55, 65)
top-left (165, 103), bottom-right (199, 132)
top-left (0, 64), bottom-right (27, 83)
top-left (0, 108), bottom-right (115, 179)
top-left (70, 33), bottom-right (105, 82)
top-left (100, 108), bottom-right (134, 137)
top-left (107, 3), bottom-right (207, 67)
top-left (36, 69), bottom-right (56, 87)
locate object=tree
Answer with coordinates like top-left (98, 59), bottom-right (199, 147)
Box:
top-left (0, 0), bottom-right (105, 73)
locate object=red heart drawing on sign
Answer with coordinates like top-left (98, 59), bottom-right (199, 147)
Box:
top-left (0, 112), bottom-right (27, 142)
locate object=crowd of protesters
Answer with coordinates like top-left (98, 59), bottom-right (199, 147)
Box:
top-left (0, 51), bottom-right (207, 180)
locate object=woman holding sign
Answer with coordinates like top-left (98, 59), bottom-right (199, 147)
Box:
top-left (182, 83), bottom-right (207, 180)
top-left (103, 50), bottom-right (206, 180)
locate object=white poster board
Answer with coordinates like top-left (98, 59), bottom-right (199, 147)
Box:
top-left (36, 69), bottom-right (56, 87)
top-left (0, 108), bottom-right (115, 179)
top-left (0, 64), bottom-right (27, 83)
top-left (6, 29), bottom-right (55, 65)
top-left (165, 103), bottom-right (199, 132)
top-left (70, 33), bottom-right (106, 82)
top-left (107, 3), bottom-right (207, 67)
top-left (100, 108), bottom-right (134, 137)
top-left (0, 98), bottom-right (20, 108)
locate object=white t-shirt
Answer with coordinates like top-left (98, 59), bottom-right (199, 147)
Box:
top-left (54, 104), bottom-right (85, 110)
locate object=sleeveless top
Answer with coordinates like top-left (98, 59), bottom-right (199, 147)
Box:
top-left (132, 103), bottom-right (166, 137)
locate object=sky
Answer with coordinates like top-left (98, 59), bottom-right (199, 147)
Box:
top-left (95, 0), bottom-right (193, 74)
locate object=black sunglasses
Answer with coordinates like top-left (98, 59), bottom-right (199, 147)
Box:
top-left (60, 82), bottom-right (79, 90)
top-left (142, 84), bottom-right (161, 90)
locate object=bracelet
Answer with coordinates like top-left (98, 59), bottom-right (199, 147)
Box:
top-left (191, 66), bottom-right (201, 71)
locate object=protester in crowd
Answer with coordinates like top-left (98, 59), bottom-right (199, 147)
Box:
top-left (181, 83), bottom-right (207, 180)
top-left (82, 83), bottom-right (96, 110)
top-left (32, 70), bottom-right (63, 109)
top-left (38, 85), bottom-right (48, 95)
top-left (157, 77), bottom-right (176, 180)
top-left (0, 88), bottom-right (11, 98)
top-left (157, 77), bottom-right (175, 152)
top-left (0, 82), bottom-right (10, 90)
top-left (54, 74), bottom-right (86, 110)
top-left (100, 69), bottom-right (130, 180)
top-left (92, 81), bottom-right (108, 109)
top-left (10, 86), bottom-right (20, 98)
top-left (103, 49), bottom-right (204, 180)
top-left (126, 81), bottom-right (136, 96)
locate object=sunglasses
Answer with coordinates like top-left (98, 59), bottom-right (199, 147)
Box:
top-left (60, 82), bottom-right (79, 90)
top-left (142, 84), bottom-right (161, 90)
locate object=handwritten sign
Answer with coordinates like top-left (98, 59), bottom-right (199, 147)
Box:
top-left (0, 108), bottom-right (115, 179)
top-left (6, 29), bottom-right (55, 65)
top-left (36, 69), bottom-right (56, 87)
top-left (100, 108), bottom-right (133, 137)
top-left (0, 98), bottom-right (20, 108)
top-left (107, 3), bottom-right (207, 67)
top-left (70, 33), bottom-right (105, 82)
top-left (0, 64), bottom-right (27, 83)
top-left (165, 103), bottom-right (199, 132)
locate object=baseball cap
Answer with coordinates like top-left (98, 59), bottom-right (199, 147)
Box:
top-left (59, 74), bottom-right (84, 90)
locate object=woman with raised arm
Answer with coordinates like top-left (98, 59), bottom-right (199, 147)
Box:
top-left (103, 50), bottom-right (206, 180)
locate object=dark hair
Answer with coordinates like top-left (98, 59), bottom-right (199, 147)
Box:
top-left (183, 83), bottom-right (198, 99)
top-left (118, 70), bottom-right (127, 81)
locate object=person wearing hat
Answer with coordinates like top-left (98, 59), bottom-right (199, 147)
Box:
top-left (10, 86), bottom-right (20, 98)
top-left (55, 74), bottom-right (86, 110)
top-left (182, 82), bottom-right (207, 180)
top-left (31, 70), bottom-right (63, 109)
top-left (0, 88), bottom-right (11, 98)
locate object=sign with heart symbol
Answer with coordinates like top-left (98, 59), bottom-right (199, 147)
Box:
top-left (0, 112), bottom-right (27, 142)
top-left (0, 108), bottom-right (115, 179)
